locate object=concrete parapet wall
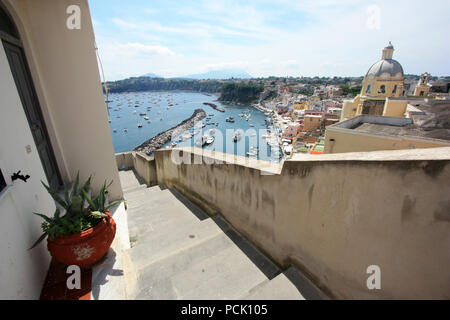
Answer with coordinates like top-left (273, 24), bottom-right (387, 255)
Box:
top-left (150, 147), bottom-right (450, 299)
top-left (115, 151), bottom-right (157, 187)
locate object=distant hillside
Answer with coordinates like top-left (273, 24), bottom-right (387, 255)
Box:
top-left (106, 77), bottom-right (223, 93)
top-left (182, 69), bottom-right (252, 80)
top-left (218, 82), bottom-right (264, 104)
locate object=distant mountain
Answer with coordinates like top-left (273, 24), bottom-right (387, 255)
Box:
top-left (182, 69), bottom-right (252, 80)
top-left (142, 72), bottom-right (163, 78)
top-left (141, 69), bottom-right (252, 80)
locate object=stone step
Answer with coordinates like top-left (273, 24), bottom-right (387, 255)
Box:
top-left (122, 184), bottom-right (148, 195)
top-left (118, 171), bottom-right (325, 300)
top-left (127, 218), bottom-right (223, 271)
top-left (125, 193), bottom-right (177, 214)
top-left (130, 230), bottom-right (272, 300)
top-left (123, 185), bottom-right (166, 202)
top-left (211, 216), bottom-right (281, 280)
top-left (242, 272), bottom-right (305, 300)
top-left (281, 267), bottom-right (328, 300)
top-left (127, 203), bottom-right (200, 244)
top-left (126, 189), bottom-right (207, 243)
top-left (118, 170), bottom-right (142, 190)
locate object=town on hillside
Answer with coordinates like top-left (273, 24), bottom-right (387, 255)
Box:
top-left (249, 43), bottom-right (450, 157)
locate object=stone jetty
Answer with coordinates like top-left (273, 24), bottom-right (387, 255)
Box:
top-left (134, 109), bottom-right (206, 155)
top-left (203, 102), bottom-right (225, 112)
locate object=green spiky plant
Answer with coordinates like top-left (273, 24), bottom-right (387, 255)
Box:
top-left (30, 173), bottom-right (121, 249)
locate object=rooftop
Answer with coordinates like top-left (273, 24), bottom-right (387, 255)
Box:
top-left (330, 100), bottom-right (450, 142)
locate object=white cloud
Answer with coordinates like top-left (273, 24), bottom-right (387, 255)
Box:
top-left (112, 18), bottom-right (137, 29)
top-left (115, 42), bottom-right (178, 57)
top-left (93, 0), bottom-right (450, 79)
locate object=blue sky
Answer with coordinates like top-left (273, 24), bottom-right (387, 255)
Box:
top-left (89, 0), bottom-right (450, 81)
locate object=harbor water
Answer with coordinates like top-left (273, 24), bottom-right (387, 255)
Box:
top-left (107, 91), bottom-right (281, 162)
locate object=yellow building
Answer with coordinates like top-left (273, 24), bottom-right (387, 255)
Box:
top-left (303, 114), bottom-right (322, 131)
top-left (294, 101), bottom-right (308, 110)
top-left (325, 101), bottom-right (450, 154)
top-left (341, 42), bottom-right (409, 121)
top-left (413, 72), bottom-right (432, 97)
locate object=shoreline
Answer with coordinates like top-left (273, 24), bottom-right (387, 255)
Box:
top-left (134, 108), bottom-right (207, 155)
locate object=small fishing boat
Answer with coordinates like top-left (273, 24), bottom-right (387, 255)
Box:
top-left (195, 135), bottom-right (208, 147)
top-left (137, 123), bottom-right (143, 128)
top-left (233, 130), bottom-right (242, 142)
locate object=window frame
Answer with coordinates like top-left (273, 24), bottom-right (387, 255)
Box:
top-left (0, 169), bottom-right (7, 194)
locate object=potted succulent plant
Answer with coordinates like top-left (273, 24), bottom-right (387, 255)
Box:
top-left (30, 173), bottom-right (121, 267)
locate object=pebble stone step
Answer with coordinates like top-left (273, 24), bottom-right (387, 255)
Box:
top-left (118, 170), bottom-right (325, 300)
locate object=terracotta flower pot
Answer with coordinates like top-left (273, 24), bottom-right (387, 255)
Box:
top-left (47, 211), bottom-right (116, 267)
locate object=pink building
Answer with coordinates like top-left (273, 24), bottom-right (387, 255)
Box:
top-left (282, 123), bottom-right (302, 141)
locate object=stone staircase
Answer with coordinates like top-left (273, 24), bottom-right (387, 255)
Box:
top-left (119, 170), bottom-right (326, 300)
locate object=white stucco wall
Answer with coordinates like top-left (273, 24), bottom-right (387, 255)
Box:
top-left (4, 0), bottom-right (123, 200)
top-left (0, 44), bottom-right (54, 299)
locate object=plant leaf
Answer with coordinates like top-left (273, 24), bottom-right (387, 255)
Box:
top-left (71, 172), bottom-right (80, 198)
top-left (53, 208), bottom-right (61, 219)
top-left (105, 200), bottom-right (123, 211)
top-left (82, 189), bottom-right (96, 210)
top-left (41, 181), bottom-right (67, 209)
top-left (81, 175), bottom-right (92, 194)
top-left (89, 211), bottom-right (107, 219)
top-left (63, 180), bottom-right (70, 205)
top-left (33, 212), bottom-right (54, 224)
top-left (28, 233), bottom-right (47, 250)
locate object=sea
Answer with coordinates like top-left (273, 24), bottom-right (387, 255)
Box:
top-left (107, 91), bottom-right (281, 162)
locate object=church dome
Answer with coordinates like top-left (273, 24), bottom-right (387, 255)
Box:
top-left (366, 59), bottom-right (404, 78)
top-left (365, 42), bottom-right (404, 78)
